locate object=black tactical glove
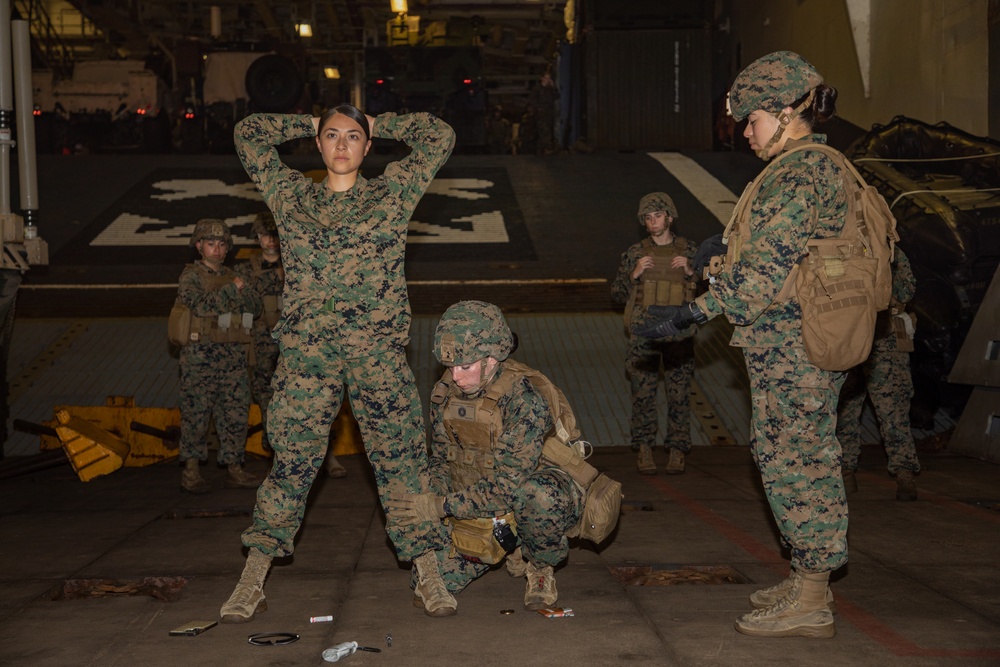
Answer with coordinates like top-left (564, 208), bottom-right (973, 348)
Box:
top-left (693, 233), bottom-right (727, 279)
top-left (632, 302), bottom-right (707, 339)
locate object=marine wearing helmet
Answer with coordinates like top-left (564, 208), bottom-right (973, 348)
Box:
top-left (636, 192), bottom-right (677, 223)
top-left (727, 51), bottom-right (824, 160)
top-left (251, 211), bottom-right (278, 237)
top-left (190, 218), bottom-right (232, 247)
top-left (433, 300), bottom-right (515, 367)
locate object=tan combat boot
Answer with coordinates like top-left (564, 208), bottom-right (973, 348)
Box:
top-left (326, 454), bottom-right (348, 478)
top-left (524, 561), bottom-right (557, 611)
top-left (180, 458), bottom-right (211, 494)
top-left (842, 468), bottom-right (858, 493)
top-left (895, 469), bottom-right (917, 501)
top-left (664, 448), bottom-right (686, 474)
top-left (505, 546), bottom-right (527, 578)
top-left (636, 445), bottom-right (657, 475)
top-left (750, 569), bottom-right (836, 613)
top-left (736, 571), bottom-right (835, 638)
top-left (224, 463), bottom-right (263, 489)
top-left (220, 548), bottom-right (272, 623)
top-left (412, 551), bottom-right (457, 617)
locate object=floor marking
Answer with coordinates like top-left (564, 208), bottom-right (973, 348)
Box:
top-left (648, 152), bottom-right (739, 226)
top-left (645, 475), bottom-right (1000, 658)
top-left (9, 321), bottom-right (89, 403)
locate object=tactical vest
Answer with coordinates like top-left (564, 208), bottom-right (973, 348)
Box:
top-left (249, 254), bottom-right (284, 330)
top-left (431, 367), bottom-right (522, 493)
top-left (625, 238), bottom-right (695, 329)
top-left (168, 263), bottom-right (253, 345)
top-left (635, 238), bottom-right (693, 307)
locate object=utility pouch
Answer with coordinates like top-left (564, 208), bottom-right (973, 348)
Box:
top-left (796, 239), bottom-right (878, 371)
top-left (167, 302), bottom-right (193, 346)
top-left (541, 437), bottom-right (599, 488)
top-left (893, 313), bottom-right (916, 352)
top-left (262, 295), bottom-right (283, 330)
top-left (448, 513), bottom-right (518, 565)
top-left (569, 473), bottom-right (624, 545)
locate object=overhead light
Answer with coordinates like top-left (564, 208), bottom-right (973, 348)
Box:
top-left (390, 0), bottom-right (408, 14)
top-left (324, 66), bottom-right (341, 80)
top-left (296, 22), bottom-right (313, 37)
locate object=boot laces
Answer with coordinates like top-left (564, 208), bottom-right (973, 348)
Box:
top-left (417, 567), bottom-right (451, 604)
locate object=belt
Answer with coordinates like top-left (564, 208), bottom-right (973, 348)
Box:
top-left (320, 297), bottom-right (336, 312)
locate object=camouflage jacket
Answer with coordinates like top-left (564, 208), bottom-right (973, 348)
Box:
top-left (177, 260), bottom-right (262, 322)
top-left (427, 364), bottom-right (553, 520)
top-left (695, 135), bottom-right (848, 347)
top-left (611, 234), bottom-right (698, 341)
top-left (235, 112), bottom-right (455, 356)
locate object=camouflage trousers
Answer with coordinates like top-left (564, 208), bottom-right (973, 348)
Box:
top-left (626, 336), bottom-right (694, 452)
top-left (743, 345), bottom-right (848, 573)
top-left (249, 334), bottom-right (279, 446)
top-left (179, 342), bottom-right (251, 465)
top-left (417, 468), bottom-right (583, 594)
top-left (838, 336), bottom-right (920, 475)
top-left (242, 325), bottom-right (448, 561)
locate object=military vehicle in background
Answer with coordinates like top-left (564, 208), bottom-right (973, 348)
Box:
top-left (847, 116), bottom-right (1000, 427)
top-left (31, 59), bottom-right (171, 153)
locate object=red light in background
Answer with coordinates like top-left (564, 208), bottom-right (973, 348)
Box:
top-left (375, 79), bottom-right (384, 85)
top-left (462, 79), bottom-right (472, 85)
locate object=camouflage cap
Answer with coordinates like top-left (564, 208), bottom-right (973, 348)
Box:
top-left (728, 51), bottom-right (823, 122)
top-left (434, 300), bottom-right (514, 366)
top-left (190, 218), bottom-right (231, 247)
top-left (637, 192), bottom-right (678, 222)
top-left (251, 210), bottom-right (278, 236)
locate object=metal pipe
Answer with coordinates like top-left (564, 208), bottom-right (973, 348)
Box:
top-left (12, 20), bottom-right (38, 226)
top-left (0, 0), bottom-right (13, 215)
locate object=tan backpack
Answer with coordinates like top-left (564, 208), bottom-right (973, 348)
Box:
top-left (724, 142), bottom-right (899, 371)
top-left (497, 360), bottom-right (624, 545)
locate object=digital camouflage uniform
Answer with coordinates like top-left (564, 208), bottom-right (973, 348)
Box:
top-left (234, 111), bottom-right (454, 561)
top-left (177, 260), bottom-right (262, 465)
top-left (838, 248), bottom-right (920, 475)
top-left (424, 365), bottom-right (583, 593)
top-left (612, 208), bottom-right (697, 456)
top-left (235, 234), bottom-right (283, 448)
top-left (417, 300), bottom-right (583, 610)
top-left (693, 135), bottom-right (850, 574)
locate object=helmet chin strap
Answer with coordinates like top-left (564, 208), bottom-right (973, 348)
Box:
top-left (756, 89), bottom-right (815, 161)
top-left (463, 358), bottom-right (501, 395)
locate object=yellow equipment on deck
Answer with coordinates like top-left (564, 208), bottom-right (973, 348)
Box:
top-left (54, 409), bottom-right (131, 482)
top-left (38, 396), bottom-right (364, 473)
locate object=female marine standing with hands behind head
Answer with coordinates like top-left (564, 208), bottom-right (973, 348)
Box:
top-left (635, 51), bottom-right (848, 638)
top-left (220, 104), bottom-right (456, 623)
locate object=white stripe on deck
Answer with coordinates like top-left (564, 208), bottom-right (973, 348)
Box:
top-left (648, 152), bottom-right (739, 226)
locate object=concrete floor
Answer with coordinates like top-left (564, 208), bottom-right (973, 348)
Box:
top-left (1, 441), bottom-right (998, 666)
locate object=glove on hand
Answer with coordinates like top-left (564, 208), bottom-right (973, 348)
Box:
top-left (385, 492), bottom-right (446, 526)
top-left (632, 302), bottom-right (706, 339)
top-left (693, 233), bottom-right (727, 278)
top-left (632, 305), bottom-right (682, 339)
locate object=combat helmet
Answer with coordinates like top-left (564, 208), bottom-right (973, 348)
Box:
top-left (637, 192), bottom-right (678, 223)
top-left (190, 218), bottom-right (232, 247)
top-left (434, 300), bottom-right (515, 367)
top-left (251, 211), bottom-right (278, 236)
top-left (727, 51), bottom-right (823, 160)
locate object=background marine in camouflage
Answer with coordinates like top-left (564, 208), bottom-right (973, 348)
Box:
top-left (611, 192), bottom-right (697, 475)
top-left (387, 301), bottom-right (584, 614)
top-left (838, 247), bottom-right (921, 500)
top-left (175, 218), bottom-right (263, 494)
top-left (637, 51), bottom-right (848, 639)
top-left (220, 104), bottom-right (454, 623)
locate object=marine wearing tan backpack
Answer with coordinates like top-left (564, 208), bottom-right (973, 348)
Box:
top-left (720, 141), bottom-right (899, 371)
